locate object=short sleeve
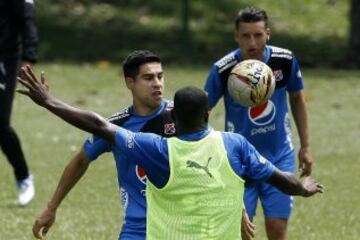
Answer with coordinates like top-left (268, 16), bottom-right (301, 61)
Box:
top-left (114, 128), bottom-right (169, 187)
top-left (204, 65), bottom-right (224, 108)
top-left (241, 143), bottom-right (275, 182)
top-left (83, 135), bottom-right (112, 161)
top-left (222, 132), bottom-right (275, 182)
top-left (287, 56), bottom-right (304, 92)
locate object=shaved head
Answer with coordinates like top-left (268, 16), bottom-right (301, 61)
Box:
top-left (173, 86), bottom-right (209, 130)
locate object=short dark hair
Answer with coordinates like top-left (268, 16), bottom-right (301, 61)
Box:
top-left (173, 86), bottom-right (209, 128)
top-left (122, 50), bottom-right (161, 79)
top-left (235, 6), bottom-right (268, 29)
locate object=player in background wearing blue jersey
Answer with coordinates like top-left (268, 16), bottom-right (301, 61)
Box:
top-left (18, 67), bottom-right (323, 239)
top-left (204, 6), bottom-right (314, 240)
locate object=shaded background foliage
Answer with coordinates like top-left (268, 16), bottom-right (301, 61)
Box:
top-left (36, 0), bottom-right (352, 67)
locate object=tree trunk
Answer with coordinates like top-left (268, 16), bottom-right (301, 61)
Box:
top-left (348, 0), bottom-right (360, 67)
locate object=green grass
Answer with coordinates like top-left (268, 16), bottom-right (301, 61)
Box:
top-left (1, 64), bottom-right (360, 239)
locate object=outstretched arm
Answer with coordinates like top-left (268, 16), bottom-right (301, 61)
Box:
top-left (33, 149), bottom-right (90, 239)
top-left (17, 65), bottom-right (117, 144)
top-left (267, 169), bottom-right (323, 197)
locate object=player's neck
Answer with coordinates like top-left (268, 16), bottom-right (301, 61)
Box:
top-left (242, 49), bottom-right (266, 62)
top-left (132, 103), bottom-right (160, 116)
top-left (177, 124), bottom-right (208, 136)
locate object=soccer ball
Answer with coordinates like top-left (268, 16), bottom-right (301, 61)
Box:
top-left (227, 59), bottom-right (275, 107)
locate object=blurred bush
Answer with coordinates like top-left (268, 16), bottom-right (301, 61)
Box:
top-left (36, 0), bottom-right (349, 67)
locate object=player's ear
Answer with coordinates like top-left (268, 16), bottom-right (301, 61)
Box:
top-left (204, 111), bottom-right (209, 123)
top-left (234, 30), bottom-right (240, 43)
top-left (266, 28), bottom-right (270, 41)
top-left (125, 77), bottom-right (135, 90)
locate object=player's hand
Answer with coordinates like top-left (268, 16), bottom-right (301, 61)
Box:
top-left (17, 65), bottom-right (50, 107)
top-left (20, 61), bottom-right (33, 69)
top-left (298, 146), bottom-right (313, 177)
top-left (241, 209), bottom-right (255, 240)
top-left (32, 206), bottom-right (57, 239)
top-left (301, 176), bottom-right (324, 197)
top-left (18, 61), bottom-right (33, 78)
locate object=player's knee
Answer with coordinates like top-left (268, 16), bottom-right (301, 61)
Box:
top-left (265, 218), bottom-right (287, 240)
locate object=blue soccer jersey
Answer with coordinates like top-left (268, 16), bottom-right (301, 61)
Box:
top-left (205, 45), bottom-right (304, 165)
top-left (83, 100), bottom-right (176, 240)
top-left (113, 128), bottom-right (275, 189)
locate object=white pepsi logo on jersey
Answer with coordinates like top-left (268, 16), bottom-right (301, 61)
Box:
top-left (248, 100), bottom-right (276, 126)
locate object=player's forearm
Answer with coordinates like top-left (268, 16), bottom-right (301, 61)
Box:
top-left (267, 169), bottom-right (306, 196)
top-left (43, 96), bottom-right (115, 144)
top-left (47, 150), bottom-right (90, 211)
top-left (289, 91), bottom-right (310, 148)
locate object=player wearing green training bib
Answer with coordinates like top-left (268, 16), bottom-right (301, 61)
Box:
top-left (147, 131), bottom-right (244, 239)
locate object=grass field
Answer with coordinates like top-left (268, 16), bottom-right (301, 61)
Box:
top-left (1, 64), bottom-right (360, 239)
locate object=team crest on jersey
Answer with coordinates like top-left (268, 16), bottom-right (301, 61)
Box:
top-left (136, 165), bottom-right (147, 185)
top-left (273, 70), bottom-right (283, 82)
top-left (164, 123), bottom-right (176, 135)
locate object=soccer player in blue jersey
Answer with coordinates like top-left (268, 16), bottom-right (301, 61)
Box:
top-left (30, 50), bottom-right (176, 240)
top-left (18, 68), bottom-right (323, 239)
top-left (204, 6), bottom-right (314, 240)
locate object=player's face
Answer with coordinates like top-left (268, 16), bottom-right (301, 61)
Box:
top-left (235, 21), bottom-right (270, 61)
top-left (126, 62), bottom-right (164, 115)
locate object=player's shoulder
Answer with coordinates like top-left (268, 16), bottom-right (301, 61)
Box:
top-left (221, 131), bottom-right (247, 144)
top-left (140, 100), bottom-right (176, 137)
top-left (214, 49), bottom-right (241, 74)
top-left (268, 45), bottom-right (294, 60)
top-left (107, 107), bottom-right (131, 126)
top-left (152, 99), bottom-right (173, 119)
